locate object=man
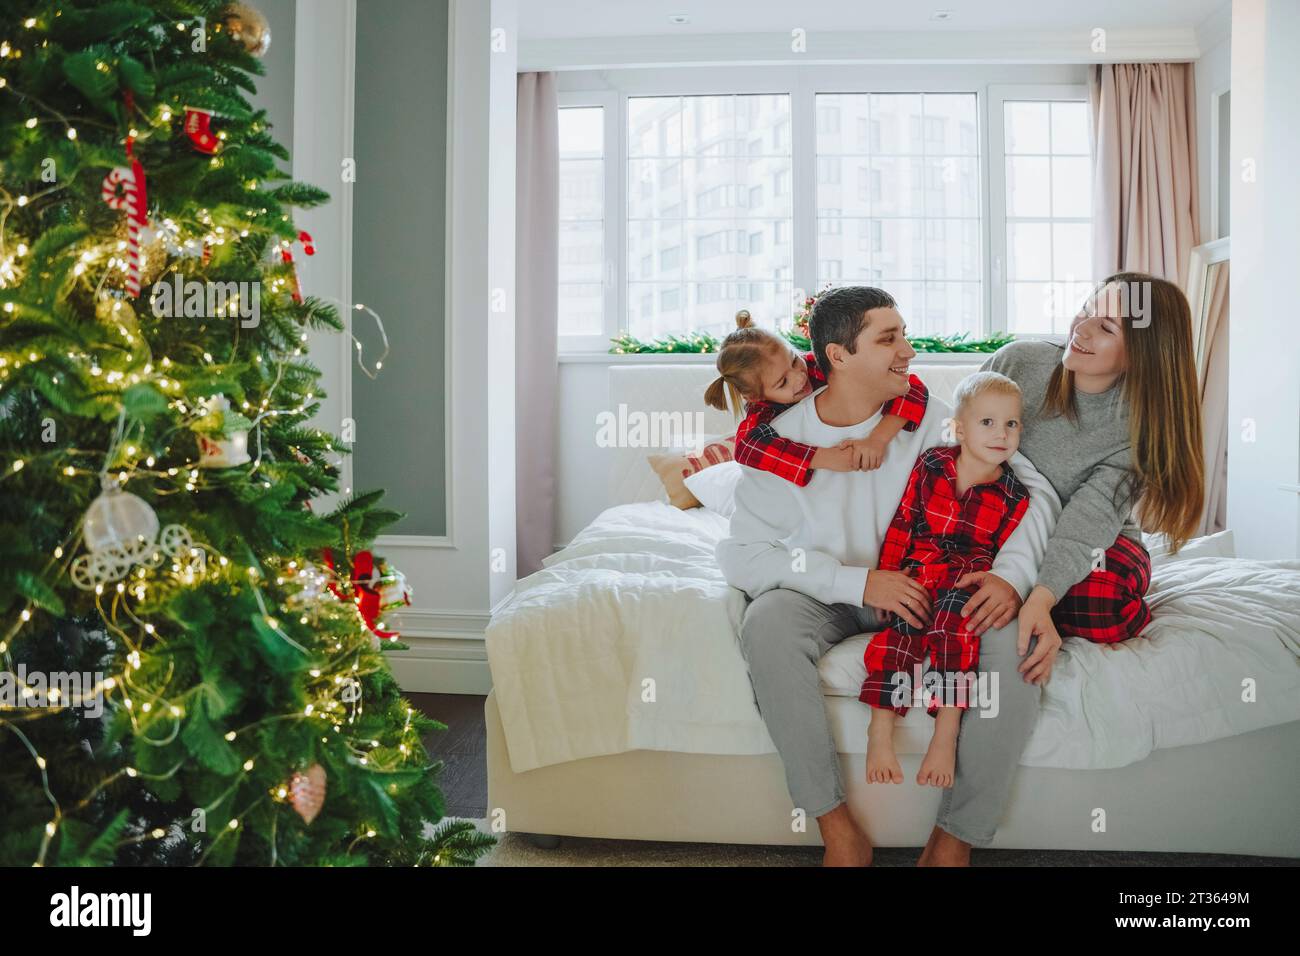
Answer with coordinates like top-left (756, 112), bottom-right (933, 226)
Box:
top-left (716, 286), bottom-right (1062, 866)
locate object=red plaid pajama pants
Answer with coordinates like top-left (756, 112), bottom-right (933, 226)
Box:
top-left (859, 566), bottom-right (981, 717)
top-left (1050, 533), bottom-right (1153, 643)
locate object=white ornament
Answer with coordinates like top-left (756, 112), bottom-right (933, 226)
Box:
top-left (70, 478), bottom-right (196, 590)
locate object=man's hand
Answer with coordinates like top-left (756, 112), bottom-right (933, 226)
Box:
top-left (863, 569), bottom-right (932, 629)
top-left (837, 436), bottom-right (887, 471)
top-left (1015, 587), bottom-right (1062, 685)
top-left (952, 571), bottom-right (1022, 635)
top-left (810, 444), bottom-right (857, 472)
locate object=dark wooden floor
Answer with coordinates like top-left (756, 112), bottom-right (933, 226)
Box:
top-left (408, 692), bottom-right (488, 819)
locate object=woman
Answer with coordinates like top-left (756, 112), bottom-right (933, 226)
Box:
top-left (920, 271), bottom-right (1206, 866)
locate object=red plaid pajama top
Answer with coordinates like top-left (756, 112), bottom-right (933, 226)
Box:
top-left (860, 445), bottom-right (1030, 715)
top-left (733, 352), bottom-right (929, 486)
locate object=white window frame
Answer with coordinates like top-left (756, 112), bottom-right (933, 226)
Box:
top-left (987, 83), bottom-right (1092, 336)
top-left (557, 69), bottom-right (1090, 353)
top-left (557, 90), bottom-right (620, 352)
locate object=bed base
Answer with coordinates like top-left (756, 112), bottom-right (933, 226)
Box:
top-left (485, 689), bottom-right (1300, 858)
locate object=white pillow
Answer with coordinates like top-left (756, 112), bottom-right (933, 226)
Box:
top-left (1144, 529), bottom-right (1236, 569)
top-left (683, 460), bottom-right (743, 518)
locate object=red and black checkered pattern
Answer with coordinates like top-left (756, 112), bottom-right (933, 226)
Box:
top-left (1050, 533), bottom-right (1153, 643)
top-left (859, 445), bottom-right (1030, 716)
top-left (733, 352), bottom-right (929, 486)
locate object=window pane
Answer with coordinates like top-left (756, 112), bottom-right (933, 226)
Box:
top-left (870, 94), bottom-right (924, 153)
top-left (558, 106), bottom-right (605, 339)
top-left (1008, 281), bottom-right (1053, 333)
top-left (871, 157), bottom-right (925, 217)
top-left (627, 221), bottom-right (683, 283)
top-left (924, 282), bottom-right (981, 336)
top-left (559, 221), bottom-right (603, 283)
top-left (559, 107), bottom-right (603, 158)
top-left (875, 219), bottom-right (925, 280)
top-left (628, 95), bottom-right (792, 338)
top-left (924, 219), bottom-right (981, 280)
top-left (817, 158), bottom-right (872, 217)
top-left (559, 282), bottom-right (603, 336)
top-left (1050, 101), bottom-right (1090, 154)
top-left (925, 157), bottom-right (980, 218)
top-left (1052, 222), bottom-right (1092, 282)
top-left (1051, 156), bottom-right (1091, 217)
top-left (559, 159), bottom-right (603, 220)
top-left (816, 92), bottom-right (981, 337)
top-left (815, 94), bottom-right (871, 155)
top-left (922, 94), bottom-right (979, 156)
top-left (1004, 101), bottom-right (1050, 153)
top-left (629, 97), bottom-right (682, 156)
top-left (1006, 156), bottom-right (1051, 216)
top-left (1007, 222), bottom-right (1052, 280)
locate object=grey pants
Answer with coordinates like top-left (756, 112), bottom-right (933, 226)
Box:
top-left (738, 587), bottom-right (1042, 847)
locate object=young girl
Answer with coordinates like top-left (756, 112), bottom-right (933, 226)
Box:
top-left (704, 310), bottom-right (928, 484)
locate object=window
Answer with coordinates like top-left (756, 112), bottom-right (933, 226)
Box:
top-left (557, 105), bottom-right (605, 337)
top-left (816, 93), bottom-right (981, 335)
top-left (994, 95), bottom-right (1093, 334)
top-left (628, 94), bottom-right (793, 339)
top-left (556, 79), bottom-right (1092, 350)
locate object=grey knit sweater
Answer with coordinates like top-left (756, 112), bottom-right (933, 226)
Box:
top-left (981, 340), bottom-right (1144, 602)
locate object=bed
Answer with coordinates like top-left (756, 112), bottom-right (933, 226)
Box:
top-left (484, 363), bottom-right (1300, 856)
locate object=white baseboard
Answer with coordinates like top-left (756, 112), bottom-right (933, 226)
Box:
top-left (381, 607), bottom-right (493, 695)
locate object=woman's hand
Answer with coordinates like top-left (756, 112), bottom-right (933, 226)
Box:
top-left (952, 571), bottom-right (1022, 635)
top-left (1015, 586), bottom-right (1062, 685)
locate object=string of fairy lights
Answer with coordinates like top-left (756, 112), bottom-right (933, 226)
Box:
top-left (0, 12), bottom-right (417, 865)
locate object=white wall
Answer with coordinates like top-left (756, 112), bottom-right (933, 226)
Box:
top-left (1227, 0), bottom-right (1300, 559)
top-left (1194, 3), bottom-right (1231, 241)
top-left (296, 0), bottom-right (519, 693)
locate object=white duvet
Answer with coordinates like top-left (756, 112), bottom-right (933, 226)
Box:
top-left (485, 502), bottom-right (1300, 774)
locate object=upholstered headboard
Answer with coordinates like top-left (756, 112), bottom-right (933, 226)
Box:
top-left (607, 362), bottom-right (981, 505)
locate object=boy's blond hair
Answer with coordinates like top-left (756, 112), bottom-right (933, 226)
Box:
top-left (951, 371), bottom-right (1023, 416)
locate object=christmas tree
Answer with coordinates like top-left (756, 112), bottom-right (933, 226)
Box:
top-left (0, 0), bottom-right (491, 865)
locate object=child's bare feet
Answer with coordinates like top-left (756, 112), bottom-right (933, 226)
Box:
top-left (866, 711), bottom-right (904, 784)
top-left (916, 708), bottom-right (961, 787)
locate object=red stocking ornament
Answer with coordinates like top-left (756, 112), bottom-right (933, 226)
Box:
top-left (184, 106), bottom-right (220, 154)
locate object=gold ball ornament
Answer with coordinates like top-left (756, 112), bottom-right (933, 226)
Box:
top-left (222, 3), bottom-right (272, 57)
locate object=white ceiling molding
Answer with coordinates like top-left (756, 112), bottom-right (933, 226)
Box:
top-left (519, 28), bottom-right (1204, 72)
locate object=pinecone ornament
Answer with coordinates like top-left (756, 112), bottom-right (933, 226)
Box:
top-left (289, 763), bottom-right (327, 824)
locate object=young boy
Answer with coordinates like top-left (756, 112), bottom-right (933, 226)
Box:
top-left (859, 371), bottom-right (1032, 790)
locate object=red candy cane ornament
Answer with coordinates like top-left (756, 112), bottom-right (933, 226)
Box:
top-left (279, 230), bottom-right (316, 303)
top-left (102, 93), bottom-right (149, 298)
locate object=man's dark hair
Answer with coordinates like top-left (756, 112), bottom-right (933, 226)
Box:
top-left (809, 286), bottom-right (898, 376)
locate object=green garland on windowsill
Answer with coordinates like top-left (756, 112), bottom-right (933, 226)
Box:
top-left (609, 329), bottom-right (1015, 355)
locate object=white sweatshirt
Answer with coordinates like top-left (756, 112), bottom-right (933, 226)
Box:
top-left (716, 386), bottom-right (1062, 607)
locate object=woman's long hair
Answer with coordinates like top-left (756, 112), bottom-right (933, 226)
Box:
top-left (1042, 271), bottom-right (1205, 553)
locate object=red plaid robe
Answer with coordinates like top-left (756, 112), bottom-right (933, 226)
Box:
top-left (733, 352), bottom-right (929, 486)
top-left (860, 445), bottom-right (1030, 716)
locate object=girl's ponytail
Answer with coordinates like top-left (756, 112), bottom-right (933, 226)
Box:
top-left (704, 376), bottom-right (733, 413)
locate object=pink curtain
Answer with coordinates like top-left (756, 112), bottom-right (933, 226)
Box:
top-left (515, 72), bottom-right (559, 576)
top-left (1090, 63), bottom-right (1201, 287)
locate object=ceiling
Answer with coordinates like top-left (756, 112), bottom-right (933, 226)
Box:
top-left (517, 0), bottom-right (1228, 40)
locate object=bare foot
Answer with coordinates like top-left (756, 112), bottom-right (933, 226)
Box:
top-left (818, 803), bottom-right (873, 866)
top-left (866, 714), bottom-right (904, 784)
top-left (918, 825), bottom-right (971, 866)
top-left (916, 731), bottom-right (956, 787)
